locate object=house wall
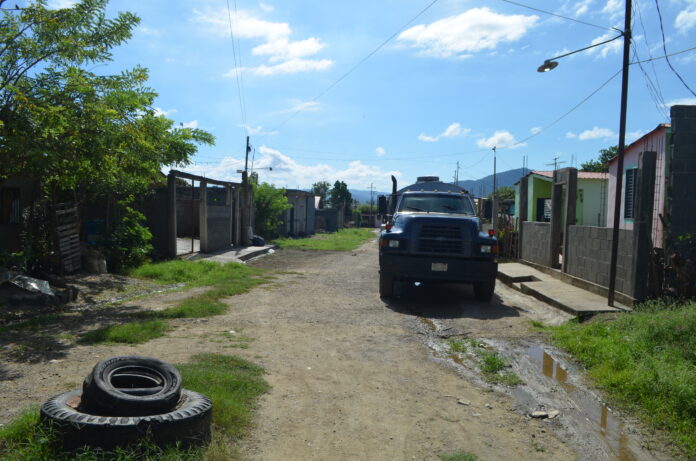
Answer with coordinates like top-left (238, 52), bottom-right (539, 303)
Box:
top-left (529, 176), bottom-right (552, 221)
top-left (607, 125), bottom-right (668, 247)
top-left (565, 226), bottom-right (635, 296)
top-left (140, 188), bottom-right (169, 257)
top-left (667, 105), bottom-right (696, 255)
top-left (520, 222), bottom-right (551, 266)
top-left (306, 196), bottom-right (316, 234)
top-left (205, 202), bottom-right (232, 252)
top-left (577, 178), bottom-right (608, 227)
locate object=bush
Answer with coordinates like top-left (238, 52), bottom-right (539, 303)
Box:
top-left (252, 182), bottom-right (290, 239)
top-left (104, 203), bottom-right (153, 272)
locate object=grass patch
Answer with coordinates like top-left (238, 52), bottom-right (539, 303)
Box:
top-left (546, 299), bottom-right (696, 457)
top-left (80, 320), bottom-right (171, 345)
top-left (439, 452), bottom-right (478, 461)
top-left (0, 314), bottom-right (60, 335)
top-left (447, 338), bottom-right (467, 353)
top-left (130, 260), bottom-right (265, 289)
top-left (0, 353), bottom-right (269, 460)
top-left (133, 297), bottom-right (228, 320)
top-left (273, 228), bottom-right (375, 251)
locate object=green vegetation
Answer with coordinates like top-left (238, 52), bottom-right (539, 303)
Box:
top-left (79, 260), bottom-right (269, 344)
top-left (547, 299), bottom-right (696, 456)
top-left (80, 320), bottom-right (170, 345)
top-left (447, 338), bottom-right (467, 353)
top-left (252, 179), bottom-right (291, 239)
top-left (329, 180), bottom-right (353, 219)
top-left (0, 354), bottom-right (269, 461)
top-left (580, 145), bottom-right (617, 173)
top-left (439, 452), bottom-right (478, 461)
top-left (274, 228), bottom-right (375, 251)
top-left (448, 340), bottom-right (522, 387)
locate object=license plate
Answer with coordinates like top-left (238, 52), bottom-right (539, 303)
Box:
top-left (431, 263), bottom-right (448, 272)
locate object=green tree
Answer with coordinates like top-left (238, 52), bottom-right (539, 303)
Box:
top-left (487, 186), bottom-right (515, 201)
top-left (252, 182), bottom-right (290, 239)
top-left (0, 0), bottom-right (214, 270)
top-left (311, 180), bottom-right (330, 208)
top-left (580, 146), bottom-right (618, 172)
top-left (329, 180), bottom-right (352, 217)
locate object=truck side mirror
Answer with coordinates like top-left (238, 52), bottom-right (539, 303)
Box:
top-left (378, 196), bottom-right (387, 215)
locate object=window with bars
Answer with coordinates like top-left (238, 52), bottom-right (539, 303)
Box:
top-left (624, 168), bottom-right (637, 220)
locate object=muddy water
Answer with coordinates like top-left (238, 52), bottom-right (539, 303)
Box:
top-left (523, 346), bottom-right (640, 461)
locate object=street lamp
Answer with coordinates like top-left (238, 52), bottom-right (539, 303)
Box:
top-left (538, 1), bottom-right (632, 307)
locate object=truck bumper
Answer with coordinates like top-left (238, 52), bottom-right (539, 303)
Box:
top-left (379, 254), bottom-right (497, 283)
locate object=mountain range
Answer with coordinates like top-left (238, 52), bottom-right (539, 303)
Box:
top-left (350, 168), bottom-right (530, 203)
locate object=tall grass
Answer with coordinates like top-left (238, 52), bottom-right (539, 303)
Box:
top-left (547, 299), bottom-right (696, 456)
top-left (274, 228), bottom-right (375, 251)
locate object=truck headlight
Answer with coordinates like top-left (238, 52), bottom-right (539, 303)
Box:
top-left (480, 245), bottom-right (492, 253)
top-left (388, 240), bottom-right (400, 248)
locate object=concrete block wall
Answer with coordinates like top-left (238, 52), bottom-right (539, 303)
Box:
top-left (565, 226), bottom-right (635, 296)
top-left (521, 222), bottom-right (551, 267)
top-left (205, 204), bottom-right (232, 252)
top-left (668, 105), bottom-right (696, 256)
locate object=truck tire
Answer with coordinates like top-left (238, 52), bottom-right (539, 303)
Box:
top-left (379, 273), bottom-right (394, 298)
top-left (40, 389), bottom-right (212, 451)
top-left (81, 356), bottom-right (182, 417)
top-left (474, 280), bottom-right (495, 302)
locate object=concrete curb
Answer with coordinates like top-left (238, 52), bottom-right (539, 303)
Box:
top-left (238, 245), bottom-right (278, 262)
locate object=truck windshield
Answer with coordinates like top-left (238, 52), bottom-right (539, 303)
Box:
top-left (398, 194), bottom-right (474, 215)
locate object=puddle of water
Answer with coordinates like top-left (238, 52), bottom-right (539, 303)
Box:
top-left (448, 354), bottom-right (464, 366)
top-left (526, 346), bottom-right (640, 461)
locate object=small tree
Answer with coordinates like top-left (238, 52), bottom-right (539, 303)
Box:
top-left (580, 146), bottom-right (618, 172)
top-left (487, 186), bottom-right (515, 201)
top-left (252, 182), bottom-right (290, 239)
top-left (311, 180), bottom-right (330, 208)
top-left (329, 180), bottom-right (352, 218)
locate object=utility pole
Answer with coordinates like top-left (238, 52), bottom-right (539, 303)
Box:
top-left (241, 135), bottom-right (252, 246)
top-left (492, 146), bottom-right (498, 231)
top-left (369, 183), bottom-right (375, 227)
top-left (546, 156), bottom-right (566, 182)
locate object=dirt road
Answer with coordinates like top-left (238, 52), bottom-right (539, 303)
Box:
top-left (0, 239), bottom-right (674, 460)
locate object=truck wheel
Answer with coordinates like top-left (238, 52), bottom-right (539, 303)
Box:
top-left (474, 280), bottom-right (495, 302)
top-left (379, 273), bottom-right (394, 298)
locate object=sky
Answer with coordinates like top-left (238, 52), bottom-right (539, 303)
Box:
top-left (45, 0), bottom-right (696, 191)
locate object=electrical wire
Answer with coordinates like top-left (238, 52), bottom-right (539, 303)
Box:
top-left (633, 0), bottom-right (668, 113)
top-left (264, 0), bottom-right (441, 136)
top-left (654, 0), bottom-right (696, 97)
top-left (632, 43), bottom-right (670, 120)
top-left (226, 0), bottom-right (248, 131)
top-left (498, 0), bottom-right (612, 31)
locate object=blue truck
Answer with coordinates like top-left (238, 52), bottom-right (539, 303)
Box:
top-left (377, 176), bottom-right (498, 301)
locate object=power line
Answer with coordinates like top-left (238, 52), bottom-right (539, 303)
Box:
top-left (225, 0), bottom-right (248, 131)
top-left (631, 45), bottom-right (696, 64)
top-left (265, 0), bottom-right (441, 135)
top-left (632, 43), bottom-right (670, 120)
top-left (498, 0), bottom-right (612, 31)
top-left (654, 0), bottom-right (696, 97)
top-left (633, 0), bottom-right (668, 113)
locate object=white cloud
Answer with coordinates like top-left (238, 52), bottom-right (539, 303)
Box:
top-left (182, 146), bottom-right (402, 189)
top-left (574, 0), bottom-right (593, 17)
top-left (154, 107), bottom-right (177, 117)
top-left (627, 129), bottom-right (647, 143)
top-left (259, 2), bottom-right (274, 12)
top-left (238, 124), bottom-right (278, 136)
top-left (181, 120), bottom-right (199, 129)
top-left (664, 97), bottom-right (696, 107)
top-left (530, 127), bottom-right (542, 135)
top-left (418, 122), bottom-right (470, 142)
top-left (194, 8), bottom-right (333, 77)
top-left (398, 8), bottom-right (538, 58)
top-left (138, 26), bottom-right (161, 37)
top-left (568, 126), bottom-right (617, 141)
top-left (476, 130), bottom-right (525, 149)
top-left (250, 58), bottom-right (333, 76)
top-left (375, 147), bottom-right (386, 157)
top-left (418, 134), bottom-right (439, 142)
top-left (601, 0), bottom-right (622, 19)
top-left (676, 8), bottom-right (696, 33)
top-left (285, 99), bottom-right (321, 113)
top-left (47, 0), bottom-right (77, 8)
top-left (587, 30), bottom-right (623, 58)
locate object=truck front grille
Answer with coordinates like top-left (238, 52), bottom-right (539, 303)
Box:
top-left (417, 224), bottom-right (463, 253)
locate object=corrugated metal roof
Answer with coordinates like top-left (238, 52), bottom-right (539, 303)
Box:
top-left (530, 170), bottom-right (608, 179)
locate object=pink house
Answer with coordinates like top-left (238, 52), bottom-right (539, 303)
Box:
top-left (606, 123), bottom-right (670, 248)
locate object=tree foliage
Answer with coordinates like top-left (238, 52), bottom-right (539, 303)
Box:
top-left (311, 180), bottom-right (330, 208)
top-left (329, 180), bottom-right (352, 217)
top-left (0, 0), bottom-right (214, 270)
top-left (487, 186), bottom-right (515, 201)
top-left (580, 146), bottom-right (618, 173)
top-left (252, 181), bottom-right (290, 239)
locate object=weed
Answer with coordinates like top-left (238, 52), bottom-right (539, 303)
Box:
top-left (132, 297), bottom-right (227, 320)
top-left (447, 338), bottom-right (467, 353)
top-left (479, 351), bottom-right (506, 374)
top-left (531, 440), bottom-right (546, 452)
top-left (439, 451), bottom-right (478, 461)
top-left (80, 320), bottom-right (171, 344)
top-left (547, 299), bottom-right (696, 457)
top-left (273, 228), bottom-right (375, 251)
top-left (530, 320), bottom-right (544, 329)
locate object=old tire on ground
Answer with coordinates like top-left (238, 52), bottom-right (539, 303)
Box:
top-left (81, 356), bottom-right (181, 416)
top-left (40, 389), bottom-right (212, 451)
top-left (379, 273), bottom-right (394, 298)
top-left (473, 280), bottom-right (495, 302)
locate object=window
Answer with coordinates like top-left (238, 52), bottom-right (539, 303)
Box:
top-left (624, 168), bottom-right (637, 220)
top-left (398, 194), bottom-right (474, 215)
